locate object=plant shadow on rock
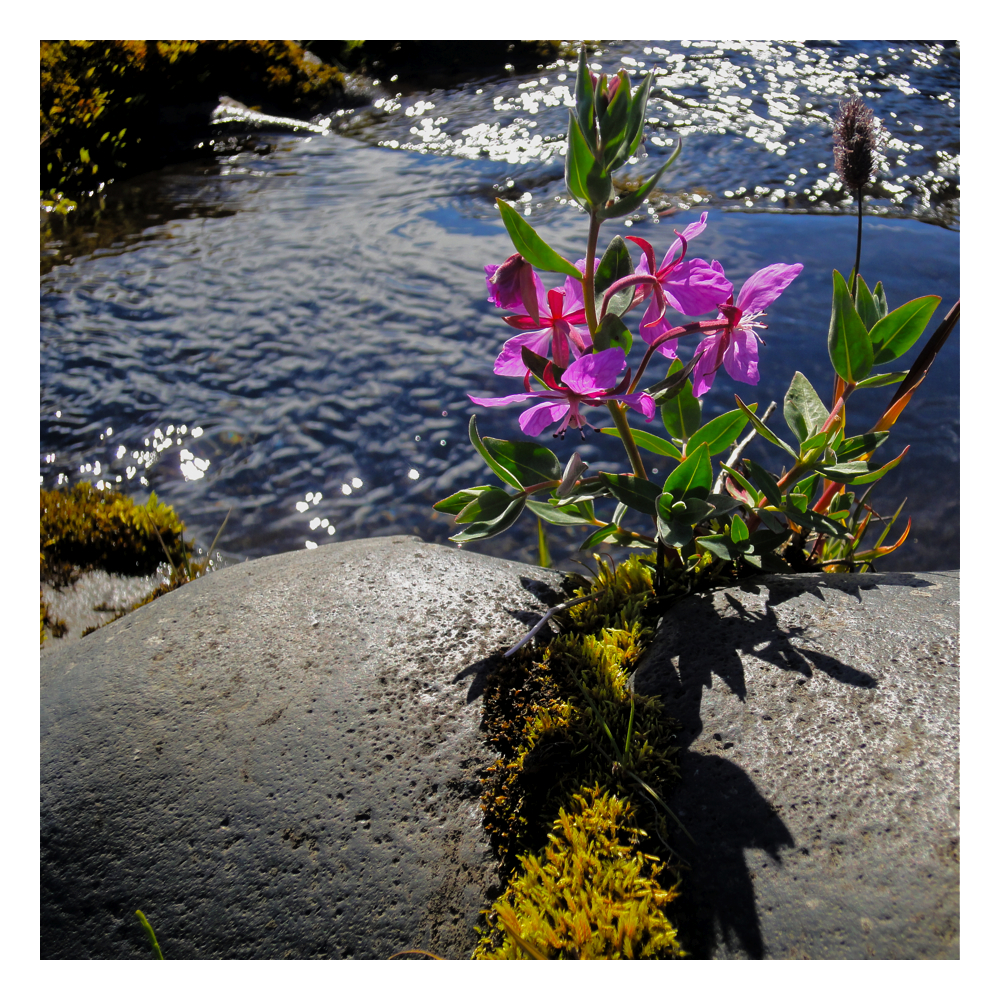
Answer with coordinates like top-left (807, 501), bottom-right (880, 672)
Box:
top-left (631, 574), bottom-right (933, 959)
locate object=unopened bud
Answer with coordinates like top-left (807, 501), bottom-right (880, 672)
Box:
top-left (556, 452), bottom-right (589, 497)
top-left (486, 253), bottom-right (540, 323)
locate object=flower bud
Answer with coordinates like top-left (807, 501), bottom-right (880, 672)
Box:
top-left (485, 253), bottom-right (540, 323)
top-left (555, 451), bottom-right (589, 497)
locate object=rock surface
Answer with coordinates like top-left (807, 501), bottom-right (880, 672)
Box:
top-left (634, 570), bottom-right (959, 959)
top-left (41, 542), bottom-right (960, 960)
top-left (40, 535), bottom-right (565, 959)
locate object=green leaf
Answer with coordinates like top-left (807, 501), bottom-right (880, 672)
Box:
top-left (704, 493), bottom-right (747, 518)
top-left (734, 394), bottom-right (798, 458)
top-left (468, 415), bottom-right (523, 489)
top-left (664, 442), bottom-right (712, 501)
top-left (565, 111), bottom-right (596, 208)
top-left (573, 48), bottom-right (598, 154)
top-left (598, 72), bottom-right (632, 165)
top-left (719, 463), bottom-right (762, 505)
top-left (526, 499), bottom-right (594, 526)
top-left (660, 359), bottom-right (701, 441)
top-left (675, 496), bottom-right (717, 525)
top-left (593, 313), bottom-right (632, 355)
top-left (595, 235), bottom-right (635, 317)
top-left (743, 459), bottom-right (783, 507)
top-left (687, 405), bottom-right (753, 456)
top-left (608, 71), bottom-right (652, 171)
top-left (598, 472), bottom-right (662, 517)
top-left (730, 514), bottom-right (749, 544)
top-left (869, 295), bottom-right (940, 365)
top-left (781, 504), bottom-right (851, 539)
top-left (828, 269), bottom-right (874, 383)
top-left (783, 371), bottom-right (830, 444)
top-left (656, 515), bottom-right (693, 549)
top-left (854, 275), bottom-right (881, 331)
top-left (455, 486), bottom-right (515, 523)
top-left (599, 145), bottom-right (680, 220)
top-left (482, 436), bottom-right (561, 487)
top-left (821, 448), bottom-right (907, 485)
top-left (433, 487), bottom-right (492, 515)
top-left (696, 534), bottom-right (737, 561)
top-left (599, 426), bottom-right (683, 460)
top-left (450, 495), bottom-right (526, 542)
top-left (748, 528), bottom-right (789, 552)
top-left (855, 370), bottom-right (908, 389)
top-left (837, 431), bottom-right (889, 462)
top-left (495, 198), bottom-right (582, 278)
top-left (581, 523), bottom-right (619, 549)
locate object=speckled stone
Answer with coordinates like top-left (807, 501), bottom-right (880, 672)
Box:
top-left (40, 535), bottom-right (566, 959)
top-left (633, 570), bottom-right (959, 959)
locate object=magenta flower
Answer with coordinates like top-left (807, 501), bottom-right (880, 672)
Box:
top-left (468, 348), bottom-right (655, 438)
top-left (486, 259), bottom-right (591, 375)
top-left (627, 212), bottom-right (734, 358)
top-left (690, 262), bottom-right (804, 398)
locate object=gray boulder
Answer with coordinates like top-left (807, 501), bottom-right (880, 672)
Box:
top-left (41, 539), bottom-right (959, 960)
top-left (40, 535), bottom-right (565, 959)
top-left (634, 570), bottom-right (959, 959)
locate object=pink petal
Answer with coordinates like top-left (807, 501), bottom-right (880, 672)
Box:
top-left (467, 391), bottom-right (533, 407)
top-left (736, 263), bottom-right (803, 314)
top-left (661, 258), bottom-right (734, 317)
top-left (723, 329), bottom-right (760, 385)
top-left (562, 273), bottom-right (585, 314)
top-left (665, 211), bottom-right (709, 265)
top-left (638, 297), bottom-right (678, 358)
top-left (520, 401), bottom-right (570, 436)
top-left (493, 330), bottom-right (555, 376)
top-left (690, 334), bottom-right (726, 398)
top-left (562, 348), bottom-right (626, 394)
top-left (611, 391), bottom-right (656, 421)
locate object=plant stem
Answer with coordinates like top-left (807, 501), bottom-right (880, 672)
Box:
top-left (850, 188), bottom-right (863, 300)
top-left (583, 210), bottom-right (602, 336)
top-left (607, 400), bottom-right (647, 479)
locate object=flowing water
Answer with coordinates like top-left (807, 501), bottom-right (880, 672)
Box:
top-left (40, 40), bottom-right (959, 572)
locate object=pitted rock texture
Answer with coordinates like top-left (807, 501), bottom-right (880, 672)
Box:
top-left (40, 535), bottom-right (566, 959)
top-left (634, 570), bottom-right (959, 960)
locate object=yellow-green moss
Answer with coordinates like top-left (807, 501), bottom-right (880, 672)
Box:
top-left (478, 787), bottom-right (684, 960)
top-left (476, 555), bottom-right (687, 959)
top-left (41, 482), bottom-right (193, 587)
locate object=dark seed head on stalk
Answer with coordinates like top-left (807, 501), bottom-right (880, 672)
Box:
top-left (834, 96), bottom-right (880, 192)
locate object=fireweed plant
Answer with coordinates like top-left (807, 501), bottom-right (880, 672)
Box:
top-left (434, 56), bottom-right (959, 583)
top-left (432, 56), bottom-right (958, 959)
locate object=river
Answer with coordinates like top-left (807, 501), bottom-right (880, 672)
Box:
top-left (40, 40), bottom-right (959, 571)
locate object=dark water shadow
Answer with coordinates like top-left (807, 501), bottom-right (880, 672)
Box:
top-left (634, 573), bottom-right (916, 958)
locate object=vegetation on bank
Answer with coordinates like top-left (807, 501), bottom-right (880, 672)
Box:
top-left (41, 40), bottom-right (346, 207)
top-left (39, 483), bottom-right (211, 644)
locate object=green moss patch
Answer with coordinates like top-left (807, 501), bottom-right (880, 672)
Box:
top-left (475, 555), bottom-right (688, 959)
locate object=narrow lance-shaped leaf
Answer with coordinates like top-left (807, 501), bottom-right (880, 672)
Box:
top-left (664, 442), bottom-right (712, 501)
top-left (482, 436), bottom-right (561, 487)
top-left (593, 313), bottom-right (632, 355)
top-left (496, 198), bottom-right (582, 278)
top-left (734, 394), bottom-right (798, 458)
top-left (595, 235), bottom-right (635, 317)
top-left (828, 269), bottom-right (874, 383)
top-left (433, 486), bottom-right (494, 515)
top-left (783, 371), bottom-right (830, 444)
top-left (468, 415), bottom-right (522, 489)
top-left (599, 425), bottom-right (683, 461)
top-left (455, 486), bottom-right (515, 524)
top-left (450, 495), bottom-right (527, 543)
top-left (573, 47), bottom-right (598, 154)
top-left (687, 405), bottom-right (753, 456)
top-left (525, 499), bottom-right (595, 526)
top-left (564, 112), bottom-right (597, 209)
top-left (599, 144), bottom-right (681, 220)
top-left (598, 472), bottom-right (662, 516)
top-left (854, 275), bottom-right (881, 331)
top-left (869, 295), bottom-right (941, 365)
